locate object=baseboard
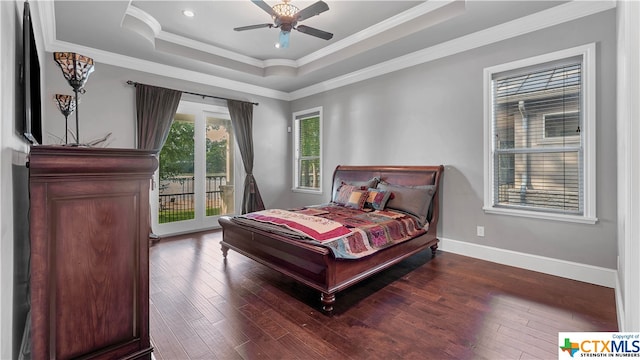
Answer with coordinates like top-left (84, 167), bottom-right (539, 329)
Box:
top-left (439, 237), bottom-right (617, 288)
top-left (615, 274), bottom-right (625, 331)
top-left (154, 225), bottom-right (221, 238)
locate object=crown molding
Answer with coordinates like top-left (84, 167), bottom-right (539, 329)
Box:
top-left (124, 4), bottom-right (161, 36)
top-left (34, 0), bottom-right (56, 49)
top-left (36, 0), bottom-right (616, 102)
top-left (289, 0), bottom-right (617, 100)
top-left (44, 37), bottom-right (291, 101)
top-left (158, 31), bottom-right (260, 66)
top-left (120, 1), bottom-right (464, 78)
top-left (123, 5), bottom-right (264, 68)
top-left (297, 0), bottom-right (461, 66)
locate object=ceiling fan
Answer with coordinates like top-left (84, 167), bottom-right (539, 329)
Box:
top-left (234, 0), bottom-right (334, 48)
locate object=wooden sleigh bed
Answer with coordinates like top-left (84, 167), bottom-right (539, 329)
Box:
top-left (218, 165), bottom-right (444, 313)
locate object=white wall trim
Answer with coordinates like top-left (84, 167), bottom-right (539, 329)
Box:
top-left (290, 0), bottom-right (616, 100)
top-left (122, 1), bottom-right (461, 72)
top-left (616, 0), bottom-right (640, 332)
top-left (297, 0), bottom-right (460, 66)
top-left (35, 1), bottom-right (615, 102)
top-left (43, 38), bottom-right (291, 101)
top-left (0, 2), bottom-right (7, 358)
top-left (439, 237), bottom-right (617, 288)
top-left (616, 275), bottom-right (625, 331)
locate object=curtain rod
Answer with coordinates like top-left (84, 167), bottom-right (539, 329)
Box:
top-left (126, 80), bottom-right (259, 106)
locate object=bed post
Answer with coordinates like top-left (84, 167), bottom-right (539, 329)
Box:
top-left (321, 293), bottom-right (335, 314)
top-left (221, 243), bottom-right (229, 259)
top-left (428, 165), bottom-right (444, 258)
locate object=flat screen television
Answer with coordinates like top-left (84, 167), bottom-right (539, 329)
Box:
top-left (20, 1), bottom-right (42, 145)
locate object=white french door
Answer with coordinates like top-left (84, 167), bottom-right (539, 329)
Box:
top-left (151, 101), bottom-right (239, 236)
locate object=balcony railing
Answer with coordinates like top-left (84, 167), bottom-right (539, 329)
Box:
top-left (158, 175), bottom-right (232, 223)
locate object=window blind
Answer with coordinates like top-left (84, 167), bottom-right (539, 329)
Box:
top-left (492, 60), bottom-right (583, 214)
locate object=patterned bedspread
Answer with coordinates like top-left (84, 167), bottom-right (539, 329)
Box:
top-left (232, 204), bottom-right (427, 259)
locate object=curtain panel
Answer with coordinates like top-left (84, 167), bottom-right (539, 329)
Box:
top-left (135, 84), bottom-right (182, 151)
top-left (134, 83), bottom-right (182, 240)
top-left (227, 99), bottom-right (265, 214)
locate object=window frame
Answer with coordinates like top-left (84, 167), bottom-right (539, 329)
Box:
top-left (292, 107), bottom-right (323, 194)
top-left (483, 43), bottom-right (597, 224)
top-left (542, 111), bottom-right (580, 141)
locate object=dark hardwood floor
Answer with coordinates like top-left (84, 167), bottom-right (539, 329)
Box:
top-left (149, 230), bottom-right (617, 360)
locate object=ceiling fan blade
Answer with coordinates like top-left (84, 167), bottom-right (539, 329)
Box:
top-left (294, 1), bottom-right (329, 22)
top-left (296, 25), bottom-right (333, 40)
top-left (251, 0), bottom-right (277, 18)
top-left (234, 23), bottom-right (274, 31)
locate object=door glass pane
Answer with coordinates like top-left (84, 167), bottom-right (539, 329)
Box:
top-left (158, 114), bottom-right (195, 224)
top-left (205, 116), bottom-right (234, 216)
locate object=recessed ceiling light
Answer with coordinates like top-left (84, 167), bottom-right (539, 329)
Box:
top-left (182, 10), bottom-right (195, 18)
top-left (274, 43), bottom-right (280, 49)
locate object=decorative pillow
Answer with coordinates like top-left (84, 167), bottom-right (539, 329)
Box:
top-left (345, 189), bottom-right (369, 210)
top-left (334, 184), bottom-right (368, 209)
top-left (331, 177), bottom-right (379, 203)
top-left (365, 188), bottom-right (392, 210)
top-left (377, 182), bottom-right (436, 227)
top-left (334, 184), bottom-right (358, 205)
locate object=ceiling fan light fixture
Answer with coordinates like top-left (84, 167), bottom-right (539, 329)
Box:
top-left (272, 1), bottom-right (299, 17)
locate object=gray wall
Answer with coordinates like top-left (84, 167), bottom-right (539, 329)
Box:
top-left (38, 8), bottom-right (617, 270)
top-left (291, 10), bottom-right (617, 269)
top-left (44, 61), bottom-right (294, 210)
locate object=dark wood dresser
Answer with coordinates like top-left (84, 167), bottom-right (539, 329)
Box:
top-left (28, 146), bottom-right (157, 359)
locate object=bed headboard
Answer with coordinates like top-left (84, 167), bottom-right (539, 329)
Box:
top-left (331, 165), bottom-right (444, 233)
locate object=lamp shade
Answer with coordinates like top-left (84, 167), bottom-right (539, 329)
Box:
top-left (53, 52), bottom-right (95, 91)
top-left (54, 94), bottom-right (76, 117)
top-left (273, 2), bottom-right (299, 17)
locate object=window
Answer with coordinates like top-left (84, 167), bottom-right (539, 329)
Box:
top-left (293, 107), bottom-right (322, 193)
top-left (543, 111), bottom-right (579, 139)
top-left (483, 44), bottom-right (596, 224)
top-left (153, 101), bottom-right (236, 235)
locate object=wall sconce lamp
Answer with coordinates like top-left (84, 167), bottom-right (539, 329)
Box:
top-left (53, 52), bottom-right (94, 145)
top-left (54, 94), bottom-right (76, 145)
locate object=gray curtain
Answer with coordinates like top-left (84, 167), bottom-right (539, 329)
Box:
top-left (227, 100), bottom-right (265, 214)
top-left (135, 84), bottom-right (182, 151)
top-left (134, 83), bottom-right (182, 240)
